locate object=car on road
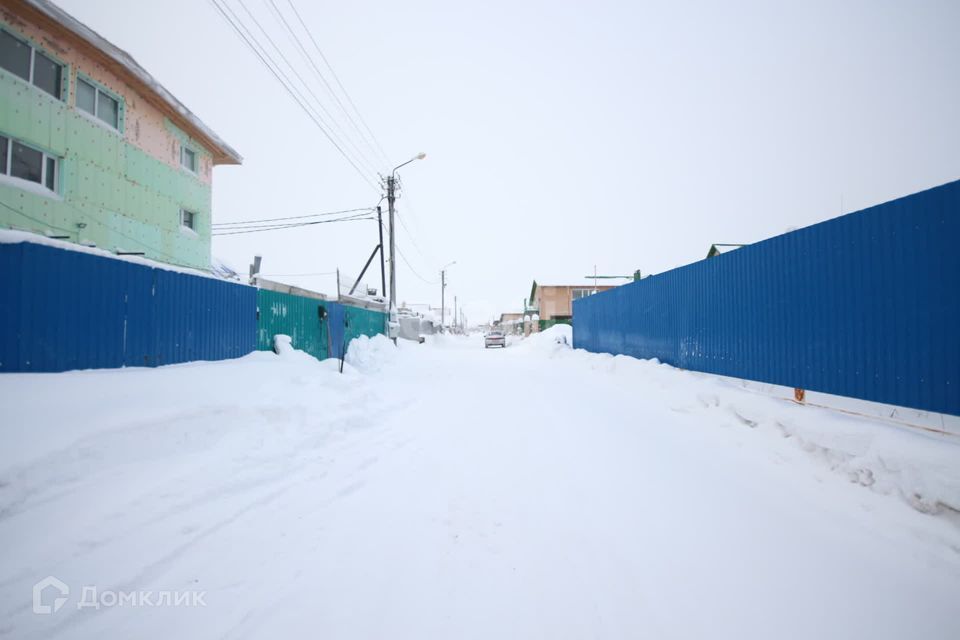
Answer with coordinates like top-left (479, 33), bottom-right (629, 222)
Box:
top-left (484, 330), bottom-right (506, 348)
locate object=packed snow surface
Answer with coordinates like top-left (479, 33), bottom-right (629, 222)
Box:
top-left (1, 326), bottom-right (959, 639)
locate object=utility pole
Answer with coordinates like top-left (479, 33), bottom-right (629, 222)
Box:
top-left (454, 296), bottom-right (458, 334)
top-left (387, 177), bottom-right (397, 310)
top-left (440, 269), bottom-right (446, 333)
top-left (377, 206), bottom-right (386, 298)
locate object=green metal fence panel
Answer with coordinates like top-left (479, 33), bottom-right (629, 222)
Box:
top-left (539, 318), bottom-right (572, 332)
top-left (256, 289), bottom-right (329, 361)
top-left (342, 305), bottom-right (387, 349)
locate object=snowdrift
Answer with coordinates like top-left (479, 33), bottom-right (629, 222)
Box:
top-left (543, 335), bottom-right (960, 515)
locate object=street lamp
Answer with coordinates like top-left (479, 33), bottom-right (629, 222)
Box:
top-left (387, 152), bottom-right (426, 330)
top-left (441, 261), bottom-right (456, 333)
top-left (393, 152), bottom-right (426, 176)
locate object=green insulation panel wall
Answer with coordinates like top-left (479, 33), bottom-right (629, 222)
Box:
top-left (257, 289), bottom-right (330, 361)
top-left (0, 59), bottom-right (213, 270)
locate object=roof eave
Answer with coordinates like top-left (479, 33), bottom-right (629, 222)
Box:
top-left (12, 0), bottom-right (243, 165)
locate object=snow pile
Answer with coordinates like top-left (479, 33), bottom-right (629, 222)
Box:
top-left (345, 334), bottom-right (398, 373)
top-left (270, 334), bottom-right (318, 365)
top-left (547, 344), bottom-right (960, 515)
top-left (273, 333), bottom-right (294, 355)
top-left (511, 324), bottom-right (572, 354)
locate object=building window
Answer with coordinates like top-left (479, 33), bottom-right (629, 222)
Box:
top-left (0, 134), bottom-right (59, 193)
top-left (0, 29), bottom-right (63, 99)
top-left (180, 208), bottom-right (196, 230)
top-left (75, 77), bottom-right (120, 129)
top-left (572, 288), bottom-right (596, 301)
top-left (180, 146), bottom-right (196, 173)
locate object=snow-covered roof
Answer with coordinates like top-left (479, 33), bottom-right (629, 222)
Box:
top-left (18, 0), bottom-right (242, 165)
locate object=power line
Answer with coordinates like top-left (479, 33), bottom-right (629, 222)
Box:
top-left (214, 210), bottom-right (373, 230)
top-left (225, 0), bottom-right (380, 179)
top-left (389, 175), bottom-right (436, 267)
top-left (395, 208), bottom-right (434, 266)
top-left (377, 218), bottom-right (437, 284)
top-left (213, 214), bottom-right (375, 236)
top-left (285, 0), bottom-right (392, 168)
top-left (212, 207), bottom-right (374, 227)
top-left (264, 0), bottom-right (385, 174)
top-left (260, 271), bottom-right (337, 277)
top-left (214, 212), bottom-right (374, 234)
top-left (207, 0), bottom-right (380, 192)
top-left (397, 244), bottom-right (438, 284)
top-left (238, 0), bottom-right (382, 178)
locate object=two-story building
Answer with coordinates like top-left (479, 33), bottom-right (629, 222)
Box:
top-left (528, 280), bottom-right (616, 332)
top-left (0, 0), bottom-right (241, 271)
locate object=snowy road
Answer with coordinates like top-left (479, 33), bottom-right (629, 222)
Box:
top-left (2, 330), bottom-right (959, 639)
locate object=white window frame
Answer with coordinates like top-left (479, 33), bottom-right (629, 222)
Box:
top-left (572, 288), bottom-right (595, 301)
top-left (180, 208), bottom-right (197, 230)
top-left (180, 146), bottom-right (197, 173)
top-left (0, 27), bottom-right (64, 100)
top-left (0, 134), bottom-right (59, 195)
top-left (75, 75), bottom-right (121, 131)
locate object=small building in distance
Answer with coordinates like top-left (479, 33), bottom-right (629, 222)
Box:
top-left (706, 243), bottom-right (745, 258)
top-left (497, 311), bottom-right (523, 335)
top-left (528, 280), bottom-right (616, 331)
top-left (0, 0), bottom-right (241, 271)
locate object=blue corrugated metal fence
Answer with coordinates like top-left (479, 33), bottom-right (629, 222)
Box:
top-left (573, 179), bottom-right (960, 416)
top-left (1, 241), bottom-right (389, 372)
top-left (1, 242), bottom-right (256, 372)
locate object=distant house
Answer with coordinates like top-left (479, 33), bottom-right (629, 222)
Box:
top-left (528, 280), bottom-right (616, 331)
top-left (0, 0), bottom-right (241, 271)
top-left (706, 243), bottom-right (745, 258)
top-left (497, 311), bottom-right (523, 334)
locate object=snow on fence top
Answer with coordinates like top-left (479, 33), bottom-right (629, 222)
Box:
top-left (0, 229), bottom-right (228, 282)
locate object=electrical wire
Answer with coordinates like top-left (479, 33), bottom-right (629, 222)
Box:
top-left (259, 271), bottom-right (337, 277)
top-left (212, 207), bottom-right (374, 227)
top-left (389, 176), bottom-right (437, 268)
top-left (395, 208), bottom-right (434, 266)
top-left (395, 242), bottom-right (439, 284)
top-left (376, 218), bottom-right (438, 284)
top-left (237, 0), bottom-right (381, 178)
top-left (207, 0), bottom-right (380, 192)
top-left (264, 0), bottom-right (385, 174)
top-left (284, 0), bottom-right (392, 168)
top-left (214, 210), bottom-right (373, 231)
top-left (231, 0), bottom-right (382, 180)
top-left (213, 214), bottom-right (375, 236)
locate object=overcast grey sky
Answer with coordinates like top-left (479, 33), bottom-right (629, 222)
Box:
top-left (59, 0), bottom-right (960, 323)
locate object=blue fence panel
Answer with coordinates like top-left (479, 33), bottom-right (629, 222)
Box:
top-left (326, 302), bottom-right (346, 360)
top-left (1, 242), bottom-right (257, 372)
top-left (323, 301), bottom-right (387, 360)
top-left (573, 179), bottom-right (960, 415)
